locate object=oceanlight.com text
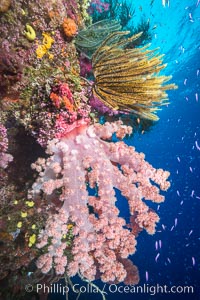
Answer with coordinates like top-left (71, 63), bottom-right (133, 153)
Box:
top-left (25, 282), bottom-right (194, 296)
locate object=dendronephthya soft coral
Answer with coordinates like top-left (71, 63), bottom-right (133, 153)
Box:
top-left (29, 121), bottom-right (170, 284)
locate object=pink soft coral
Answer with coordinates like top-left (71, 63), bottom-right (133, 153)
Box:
top-left (30, 121), bottom-right (170, 284)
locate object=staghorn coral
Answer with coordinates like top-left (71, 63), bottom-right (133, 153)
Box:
top-left (92, 31), bottom-right (177, 120)
top-left (29, 121), bottom-right (170, 283)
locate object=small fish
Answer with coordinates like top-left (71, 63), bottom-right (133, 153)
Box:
top-left (170, 225), bottom-right (174, 231)
top-left (162, 224), bottom-right (166, 230)
top-left (189, 13), bottom-right (194, 22)
top-left (180, 200), bottom-right (184, 205)
top-left (191, 190), bottom-right (194, 197)
top-left (184, 78), bottom-right (187, 85)
top-left (195, 93), bottom-right (198, 102)
top-left (192, 257), bottom-right (195, 266)
top-left (155, 241), bottom-right (158, 250)
top-left (189, 167), bottom-right (193, 173)
top-left (195, 141), bottom-right (200, 150)
top-left (177, 156), bottom-right (181, 162)
top-left (145, 271), bottom-right (149, 282)
top-left (177, 190), bottom-right (180, 197)
top-left (197, 69), bottom-right (199, 76)
top-left (167, 257), bottom-right (171, 264)
top-left (180, 45), bottom-right (185, 53)
top-left (174, 218), bottom-right (178, 227)
top-left (189, 230), bottom-right (193, 236)
top-left (162, 0), bottom-right (169, 7)
top-left (137, 118), bottom-right (140, 124)
top-left (155, 253), bottom-right (160, 262)
top-left (159, 240), bottom-right (162, 249)
top-left (150, 0), bottom-right (155, 6)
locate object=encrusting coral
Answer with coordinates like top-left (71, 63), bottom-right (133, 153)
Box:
top-left (92, 31), bottom-right (177, 120)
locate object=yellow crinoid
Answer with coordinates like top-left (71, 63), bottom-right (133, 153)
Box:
top-left (92, 31), bottom-right (177, 121)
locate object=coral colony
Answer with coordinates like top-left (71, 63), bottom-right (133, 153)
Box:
top-left (0, 0), bottom-right (177, 298)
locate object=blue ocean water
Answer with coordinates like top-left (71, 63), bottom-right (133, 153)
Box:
top-left (48, 1), bottom-right (200, 299)
top-left (127, 1), bottom-right (200, 299)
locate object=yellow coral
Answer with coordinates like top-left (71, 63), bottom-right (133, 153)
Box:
top-left (24, 24), bottom-right (36, 41)
top-left (17, 222), bottom-right (22, 228)
top-left (48, 53), bottom-right (54, 60)
top-left (67, 224), bottom-right (73, 229)
top-left (36, 45), bottom-right (47, 59)
top-left (36, 33), bottom-right (54, 59)
top-left (21, 211), bottom-right (27, 218)
top-left (25, 200), bottom-right (35, 207)
top-left (42, 33), bottom-right (54, 49)
top-left (28, 234), bottom-right (36, 247)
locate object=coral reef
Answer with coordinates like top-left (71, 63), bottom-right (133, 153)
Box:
top-left (0, 0), bottom-right (176, 298)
